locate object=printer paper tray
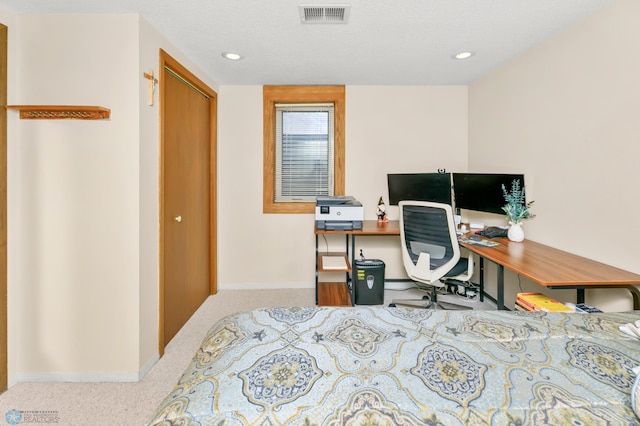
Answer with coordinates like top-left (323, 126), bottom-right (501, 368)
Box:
top-left (316, 220), bottom-right (363, 230)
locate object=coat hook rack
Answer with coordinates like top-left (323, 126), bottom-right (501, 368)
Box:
top-left (144, 69), bottom-right (158, 106)
top-left (5, 105), bottom-right (111, 120)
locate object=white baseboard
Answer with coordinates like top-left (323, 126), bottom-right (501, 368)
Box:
top-left (9, 355), bottom-right (161, 387)
top-left (384, 281), bottom-right (416, 291)
top-left (11, 371), bottom-right (141, 384)
top-left (218, 282), bottom-right (314, 290)
top-left (139, 353), bottom-right (160, 381)
top-left (218, 281), bottom-right (414, 291)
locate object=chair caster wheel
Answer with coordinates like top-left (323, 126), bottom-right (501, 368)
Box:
top-left (389, 303), bottom-right (396, 307)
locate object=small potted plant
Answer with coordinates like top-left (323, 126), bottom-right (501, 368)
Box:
top-left (501, 179), bottom-right (534, 242)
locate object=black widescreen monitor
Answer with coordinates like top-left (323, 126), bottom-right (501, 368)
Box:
top-left (387, 173), bottom-right (452, 206)
top-left (452, 173), bottom-right (525, 215)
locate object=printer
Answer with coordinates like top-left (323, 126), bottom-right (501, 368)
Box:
top-left (315, 196), bottom-right (364, 230)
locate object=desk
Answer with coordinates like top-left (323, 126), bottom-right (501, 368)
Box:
top-left (459, 235), bottom-right (640, 310)
top-left (316, 221), bottom-right (640, 310)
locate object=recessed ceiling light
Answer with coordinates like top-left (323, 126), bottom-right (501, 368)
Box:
top-left (222, 52), bottom-right (243, 61)
top-left (453, 51), bottom-right (475, 60)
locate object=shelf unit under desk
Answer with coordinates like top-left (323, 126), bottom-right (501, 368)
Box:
top-left (314, 220), bottom-right (400, 306)
top-left (315, 236), bottom-right (352, 306)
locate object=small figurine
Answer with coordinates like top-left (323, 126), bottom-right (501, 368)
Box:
top-left (377, 196), bottom-right (388, 223)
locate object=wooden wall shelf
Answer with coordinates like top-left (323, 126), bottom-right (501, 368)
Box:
top-left (5, 105), bottom-right (110, 120)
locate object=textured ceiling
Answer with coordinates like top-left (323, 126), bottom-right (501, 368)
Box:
top-left (0, 0), bottom-right (613, 85)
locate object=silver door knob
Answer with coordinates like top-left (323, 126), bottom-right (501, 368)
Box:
top-left (174, 215), bottom-right (182, 223)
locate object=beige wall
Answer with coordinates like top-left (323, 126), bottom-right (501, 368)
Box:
top-left (217, 86), bottom-right (468, 287)
top-left (12, 13), bottom-right (140, 382)
top-left (468, 0), bottom-right (640, 311)
top-left (4, 13), bottom-right (218, 384)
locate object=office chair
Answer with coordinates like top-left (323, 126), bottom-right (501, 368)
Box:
top-left (390, 201), bottom-right (474, 310)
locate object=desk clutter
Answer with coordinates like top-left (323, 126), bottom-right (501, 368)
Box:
top-left (515, 292), bottom-right (604, 313)
top-left (516, 292), bottom-right (574, 312)
top-left (458, 235), bottom-right (500, 247)
top-left (321, 256), bottom-right (348, 270)
top-left (476, 226), bottom-right (509, 238)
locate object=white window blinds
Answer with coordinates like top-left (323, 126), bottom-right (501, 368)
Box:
top-left (275, 103), bottom-right (335, 202)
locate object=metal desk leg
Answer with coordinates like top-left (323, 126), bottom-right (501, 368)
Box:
top-left (570, 286), bottom-right (638, 310)
top-left (350, 234), bottom-right (354, 305)
top-left (478, 257), bottom-right (484, 302)
top-left (315, 234), bottom-right (319, 305)
top-left (601, 285), bottom-right (640, 310)
top-left (627, 285), bottom-right (640, 310)
top-left (497, 264), bottom-right (505, 310)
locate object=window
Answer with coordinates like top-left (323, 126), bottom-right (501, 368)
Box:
top-left (275, 104), bottom-right (334, 202)
top-left (263, 86), bottom-right (345, 214)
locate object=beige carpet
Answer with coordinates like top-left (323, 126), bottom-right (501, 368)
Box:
top-left (0, 287), bottom-right (494, 425)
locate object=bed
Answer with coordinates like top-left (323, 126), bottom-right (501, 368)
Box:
top-left (147, 306), bottom-right (640, 425)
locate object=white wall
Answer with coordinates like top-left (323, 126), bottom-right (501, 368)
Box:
top-left (468, 0), bottom-right (640, 311)
top-left (5, 13), bottom-right (218, 384)
top-left (217, 86), bottom-right (468, 287)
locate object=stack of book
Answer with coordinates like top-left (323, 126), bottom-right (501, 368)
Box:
top-left (516, 292), bottom-right (574, 312)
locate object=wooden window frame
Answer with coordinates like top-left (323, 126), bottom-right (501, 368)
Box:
top-left (263, 85), bottom-right (345, 214)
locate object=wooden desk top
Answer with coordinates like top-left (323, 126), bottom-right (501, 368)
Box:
top-left (459, 236), bottom-right (640, 288)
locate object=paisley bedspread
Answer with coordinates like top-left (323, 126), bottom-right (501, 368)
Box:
top-left (147, 307), bottom-right (640, 425)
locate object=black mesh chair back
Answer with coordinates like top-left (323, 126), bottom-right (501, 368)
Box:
top-left (402, 204), bottom-right (455, 270)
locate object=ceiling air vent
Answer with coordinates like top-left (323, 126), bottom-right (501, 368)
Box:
top-left (299, 4), bottom-right (350, 24)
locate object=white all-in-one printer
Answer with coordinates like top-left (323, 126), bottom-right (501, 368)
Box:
top-left (315, 196), bottom-right (364, 230)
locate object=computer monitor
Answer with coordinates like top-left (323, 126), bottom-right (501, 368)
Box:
top-left (452, 173), bottom-right (525, 214)
top-left (387, 173), bottom-right (452, 206)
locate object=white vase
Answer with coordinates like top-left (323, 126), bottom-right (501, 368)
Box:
top-left (508, 222), bottom-right (524, 242)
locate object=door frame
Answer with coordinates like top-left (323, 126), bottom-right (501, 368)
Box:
top-left (0, 23), bottom-right (8, 392)
top-left (158, 49), bottom-right (217, 355)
